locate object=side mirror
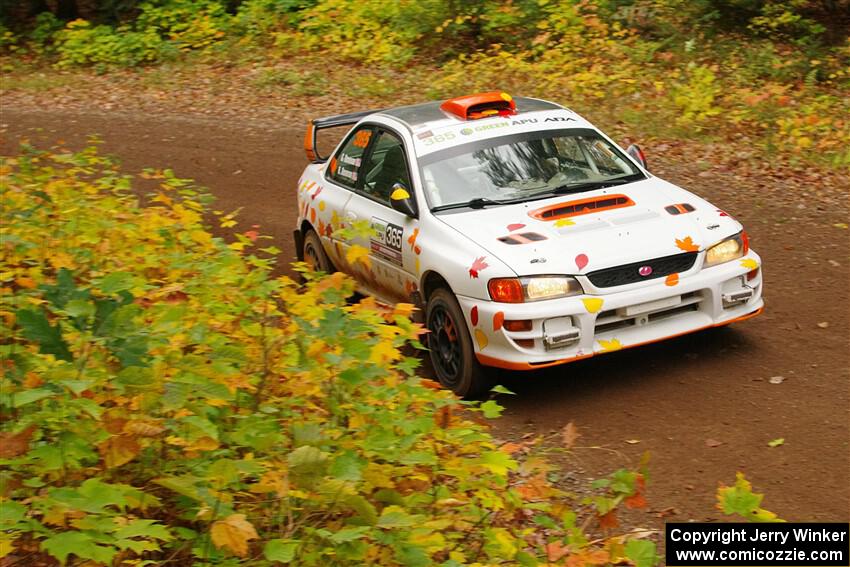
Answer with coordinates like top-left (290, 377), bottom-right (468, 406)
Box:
top-left (389, 183), bottom-right (418, 218)
top-left (626, 143), bottom-right (647, 169)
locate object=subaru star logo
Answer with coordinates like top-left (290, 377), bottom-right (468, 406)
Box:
top-left (638, 265), bottom-right (653, 276)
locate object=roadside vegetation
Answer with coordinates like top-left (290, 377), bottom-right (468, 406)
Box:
top-left (1, 0), bottom-right (848, 169)
top-left (0, 144), bottom-right (782, 565)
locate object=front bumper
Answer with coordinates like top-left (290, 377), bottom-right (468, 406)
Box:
top-left (458, 251), bottom-right (764, 370)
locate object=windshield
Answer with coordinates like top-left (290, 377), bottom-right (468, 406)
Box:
top-left (419, 128), bottom-right (645, 211)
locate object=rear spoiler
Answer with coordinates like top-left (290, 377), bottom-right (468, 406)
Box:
top-left (304, 108), bottom-right (385, 163)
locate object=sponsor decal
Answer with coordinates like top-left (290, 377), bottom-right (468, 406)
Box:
top-left (459, 121), bottom-right (510, 136)
top-left (336, 166), bottom-right (358, 181)
top-left (370, 217), bottom-right (404, 266)
top-left (352, 130), bottom-right (372, 148)
top-left (339, 153), bottom-right (361, 167)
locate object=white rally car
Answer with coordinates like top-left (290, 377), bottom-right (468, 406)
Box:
top-left (294, 92), bottom-right (764, 397)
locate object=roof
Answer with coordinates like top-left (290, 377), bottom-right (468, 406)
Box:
top-left (376, 97), bottom-right (564, 129)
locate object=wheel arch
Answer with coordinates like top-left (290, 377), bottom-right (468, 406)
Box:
top-left (420, 270), bottom-right (453, 301)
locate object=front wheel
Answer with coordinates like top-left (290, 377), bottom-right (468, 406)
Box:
top-left (425, 288), bottom-right (490, 399)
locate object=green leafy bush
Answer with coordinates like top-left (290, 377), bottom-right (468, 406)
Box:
top-left (0, 145), bottom-right (655, 565)
top-left (54, 20), bottom-right (167, 67)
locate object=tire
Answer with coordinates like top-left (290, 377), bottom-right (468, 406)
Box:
top-left (425, 288), bottom-right (490, 399)
top-left (302, 229), bottom-right (333, 273)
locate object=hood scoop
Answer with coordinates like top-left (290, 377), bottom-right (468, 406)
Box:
top-left (529, 194), bottom-right (635, 221)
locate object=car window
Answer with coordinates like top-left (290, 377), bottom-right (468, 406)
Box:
top-left (419, 128), bottom-right (645, 209)
top-left (327, 126), bottom-right (373, 189)
top-left (360, 130), bottom-right (412, 205)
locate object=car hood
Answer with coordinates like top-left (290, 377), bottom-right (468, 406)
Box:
top-left (434, 177), bottom-right (742, 276)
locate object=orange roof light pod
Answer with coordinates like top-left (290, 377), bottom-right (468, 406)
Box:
top-left (441, 91), bottom-right (517, 120)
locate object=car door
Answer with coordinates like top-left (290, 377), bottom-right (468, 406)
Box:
top-left (343, 127), bottom-right (420, 303)
top-left (317, 124), bottom-right (375, 274)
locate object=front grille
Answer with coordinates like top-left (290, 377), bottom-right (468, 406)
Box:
top-left (586, 252), bottom-right (698, 288)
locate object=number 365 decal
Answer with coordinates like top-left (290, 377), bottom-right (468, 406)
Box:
top-left (370, 217), bottom-right (403, 266)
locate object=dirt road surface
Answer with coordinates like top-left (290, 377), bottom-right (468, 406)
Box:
top-left (3, 108), bottom-right (848, 533)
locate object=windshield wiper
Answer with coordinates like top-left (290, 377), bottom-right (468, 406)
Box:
top-left (549, 175), bottom-right (642, 195)
top-left (431, 197), bottom-right (520, 212)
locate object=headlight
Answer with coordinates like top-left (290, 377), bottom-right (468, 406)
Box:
top-left (488, 276), bottom-right (583, 303)
top-left (704, 231), bottom-right (748, 267)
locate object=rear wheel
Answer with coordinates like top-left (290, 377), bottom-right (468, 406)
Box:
top-left (302, 229), bottom-right (333, 273)
top-left (425, 288), bottom-right (490, 398)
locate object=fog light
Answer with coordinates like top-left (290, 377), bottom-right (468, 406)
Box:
top-left (515, 338), bottom-right (535, 349)
top-left (747, 268), bottom-right (759, 281)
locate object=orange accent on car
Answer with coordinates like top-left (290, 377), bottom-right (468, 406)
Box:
top-left (503, 319), bottom-right (532, 332)
top-left (493, 311), bottom-right (505, 331)
top-left (440, 91), bottom-right (517, 120)
top-left (353, 130), bottom-right (372, 148)
top-left (741, 230), bottom-right (750, 254)
top-left (528, 194), bottom-right (635, 221)
top-left (488, 278), bottom-right (524, 303)
top-left (475, 307), bottom-right (763, 370)
top-left (304, 123), bottom-right (316, 162)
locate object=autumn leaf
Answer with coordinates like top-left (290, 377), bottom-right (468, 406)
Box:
top-left (99, 434), bottom-right (141, 468)
top-left (435, 406), bottom-right (452, 428)
top-left (0, 425), bottom-right (36, 458)
top-left (546, 540), bottom-right (569, 561)
top-left (599, 510), bottom-right (618, 529)
top-left (566, 549), bottom-right (610, 567)
top-left (468, 256), bottom-right (489, 278)
top-left (123, 420), bottom-right (166, 437)
top-left (346, 244), bottom-right (371, 268)
top-left (561, 422), bottom-right (580, 449)
top-left (675, 236), bottom-right (700, 252)
top-left (625, 492), bottom-right (648, 509)
top-left (211, 514), bottom-right (259, 557)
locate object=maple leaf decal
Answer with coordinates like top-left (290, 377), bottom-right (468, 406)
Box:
top-left (675, 236), bottom-right (700, 252)
top-left (407, 228), bottom-right (419, 251)
top-left (468, 256), bottom-right (489, 278)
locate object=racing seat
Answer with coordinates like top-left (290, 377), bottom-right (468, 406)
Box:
top-left (371, 145), bottom-right (409, 202)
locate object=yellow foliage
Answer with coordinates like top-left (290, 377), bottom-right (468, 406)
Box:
top-left (210, 514), bottom-right (259, 557)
